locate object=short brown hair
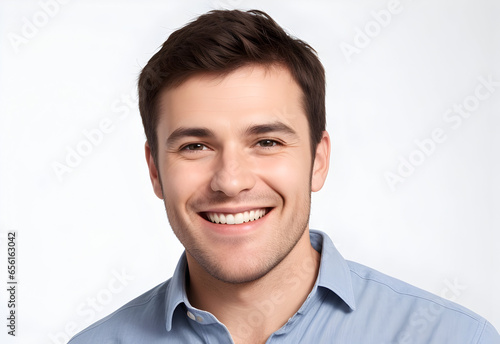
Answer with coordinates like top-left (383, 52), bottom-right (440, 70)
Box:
top-left (138, 9), bottom-right (326, 164)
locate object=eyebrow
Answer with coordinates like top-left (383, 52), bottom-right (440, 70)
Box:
top-left (244, 121), bottom-right (298, 138)
top-left (166, 127), bottom-right (215, 147)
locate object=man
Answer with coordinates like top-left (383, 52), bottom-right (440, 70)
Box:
top-left (69, 9), bottom-right (499, 344)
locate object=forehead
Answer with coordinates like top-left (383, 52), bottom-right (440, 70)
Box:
top-left (156, 65), bottom-right (307, 132)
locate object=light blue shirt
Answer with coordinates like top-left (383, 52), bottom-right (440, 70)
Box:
top-left (69, 230), bottom-right (499, 343)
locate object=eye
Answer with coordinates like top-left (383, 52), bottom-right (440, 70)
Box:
top-left (257, 139), bottom-right (280, 148)
top-left (181, 143), bottom-right (208, 151)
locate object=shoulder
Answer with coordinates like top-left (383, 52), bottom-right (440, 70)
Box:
top-left (68, 279), bottom-right (171, 344)
top-left (346, 259), bottom-right (470, 311)
top-left (343, 261), bottom-right (500, 343)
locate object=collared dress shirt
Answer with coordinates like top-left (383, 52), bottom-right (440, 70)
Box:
top-left (69, 230), bottom-right (500, 343)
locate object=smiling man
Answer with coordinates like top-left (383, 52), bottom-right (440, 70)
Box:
top-left (152, 65), bottom-right (326, 290)
top-left (69, 9), bottom-right (499, 344)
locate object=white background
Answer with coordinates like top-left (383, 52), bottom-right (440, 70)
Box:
top-left (0, 0), bottom-right (499, 343)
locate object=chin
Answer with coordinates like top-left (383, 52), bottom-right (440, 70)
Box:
top-left (194, 250), bottom-right (285, 285)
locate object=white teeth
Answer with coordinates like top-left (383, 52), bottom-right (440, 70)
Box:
top-left (205, 209), bottom-right (267, 225)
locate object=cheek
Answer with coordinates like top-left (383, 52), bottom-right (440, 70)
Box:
top-left (255, 152), bottom-right (311, 195)
top-left (161, 161), bottom-right (210, 204)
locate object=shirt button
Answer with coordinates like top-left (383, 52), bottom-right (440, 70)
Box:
top-left (195, 315), bottom-right (204, 323)
top-left (187, 311), bottom-right (196, 320)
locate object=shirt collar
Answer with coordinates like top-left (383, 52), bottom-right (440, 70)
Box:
top-left (310, 229), bottom-right (356, 311)
top-left (164, 230), bottom-right (356, 331)
top-left (164, 251), bottom-right (189, 332)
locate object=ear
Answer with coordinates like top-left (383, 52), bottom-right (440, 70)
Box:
top-left (145, 141), bottom-right (164, 199)
top-left (311, 131), bottom-right (331, 192)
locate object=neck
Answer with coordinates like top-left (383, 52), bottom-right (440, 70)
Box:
top-left (186, 229), bottom-right (320, 344)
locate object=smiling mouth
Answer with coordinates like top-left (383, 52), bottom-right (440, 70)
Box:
top-left (202, 208), bottom-right (270, 225)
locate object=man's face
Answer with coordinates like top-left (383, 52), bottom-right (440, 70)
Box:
top-left (146, 65), bottom-right (329, 284)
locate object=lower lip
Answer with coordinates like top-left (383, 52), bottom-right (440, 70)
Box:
top-left (200, 209), bottom-right (272, 236)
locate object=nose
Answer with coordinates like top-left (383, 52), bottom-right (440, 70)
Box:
top-left (210, 149), bottom-right (256, 197)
